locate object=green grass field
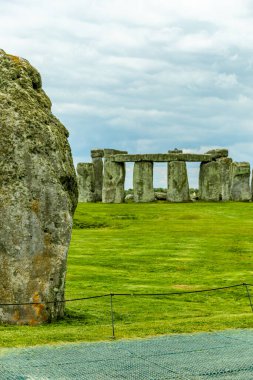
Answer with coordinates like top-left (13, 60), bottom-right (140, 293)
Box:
top-left (1, 202), bottom-right (253, 347)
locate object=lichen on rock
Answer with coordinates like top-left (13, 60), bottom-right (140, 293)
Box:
top-left (0, 50), bottom-right (78, 324)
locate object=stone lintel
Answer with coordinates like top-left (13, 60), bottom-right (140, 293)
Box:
top-left (111, 153), bottom-right (213, 163)
top-left (91, 149), bottom-right (104, 158)
top-left (205, 149), bottom-right (228, 158)
top-left (104, 149), bottom-right (128, 158)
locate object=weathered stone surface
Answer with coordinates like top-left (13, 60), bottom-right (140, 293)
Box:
top-left (168, 148), bottom-right (183, 153)
top-left (91, 149), bottom-right (103, 201)
top-left (155, 192), bottom-right (167, 200)
top-left (199, 158), bottom-right (232, 201)
top-left (77, 163), bottom-right (95, 202)
top-left (167, 161), bottom-right (190, 202)
top-left (104, 149), bottom-right (127, 158)
top-left (125, 194), bottom-right (134, 201)
top-left (168, 149), bottom-right (183, 153)
top-left (90, 149), bottom-right (104, 158)
top-left (251, 170), bottom-right (253, 201)
top-left (0, 50), bottom-right (78, 324)
top-left (133, 161), bottom-right (154, 202)
top-left (230, 162), bottom-right (251, 201)
top-left (205, 149), bottom-right (228, 159)
top-left (190, 191), bottom-right (198, 201)
top-left (218, 157), bottom-right (233, 201)
top-left (102, 159), bottom-right (125, 203)
top-left (199, 161), bottom-right (221, 201)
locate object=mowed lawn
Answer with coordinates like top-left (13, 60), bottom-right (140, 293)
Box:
top-left (1, 202), bottom-right (253, 347)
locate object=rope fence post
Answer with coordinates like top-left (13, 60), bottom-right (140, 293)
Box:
top-left (110, 293), bottom-right (115, 339)
top-left (243, 283), bottom-right (253, 313)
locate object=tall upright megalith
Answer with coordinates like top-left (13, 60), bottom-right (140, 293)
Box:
top-left (167, 161), bottom-right (190, 202)
top-left (199, 149), bottom-right (231, 201)
top-left (102, 149), bottom-right (127, 203)
top-left (77, 163), bottom-right (95, 202)
top-left (91, 149), bottom-right (104, 201)
top-left (133, 161), bottom-right (154, 202)
top-left (199, 161), bottom-right (221, 201)
top-left (218, 157), bottom-right (233, 201)
top-left (230, 162), bottom-right (251, 201)
top-left (0, 50), bottom-right (78, 324)
top-left (251, 169), bottom-right (253, 201)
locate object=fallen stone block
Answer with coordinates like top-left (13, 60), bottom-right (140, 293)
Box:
top-left (155, 192), bottom-right (167, 200)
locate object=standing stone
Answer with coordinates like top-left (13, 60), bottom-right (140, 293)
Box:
top-left (230, 162), bottom-right (251, 201)
top-left (77, 163), bottom-right (95, 202)
top-left (218, 157), bottom-right (233, 201)
top-left (133, 161), bottom-right (154, 202)
top-left (252, 170), bottom-right (253, 201)
top-left (199, 158), bottom-right (232, 201)
top-left (167, 161), bottom-right (190, 202)
top-left (91, 149), bottom-right (104, 202)
top-left (0, 50), bottom-right (78, 325)
top-left (102, 149), bottom-right (127, 203)
top-left (199, 161), bottom-right (221, 201)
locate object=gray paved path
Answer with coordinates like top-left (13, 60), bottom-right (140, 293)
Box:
top-left (1, 329), bottom-right (253, 379)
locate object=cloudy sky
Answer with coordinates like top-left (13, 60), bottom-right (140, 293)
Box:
top-left (1, 0), bottom-right (253, 188)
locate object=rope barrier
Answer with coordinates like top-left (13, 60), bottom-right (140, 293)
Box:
top-left (111, 283), bottom-right (244, 297)
top-left (0, 294), bottom-right (111, 306)
top-left (0, 283), bottom-right (248, 307)
top-left (1, 282), bottom-right (252, 339)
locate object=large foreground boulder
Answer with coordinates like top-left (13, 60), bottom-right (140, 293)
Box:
top-left (0, 50), bottom-right (78, 324)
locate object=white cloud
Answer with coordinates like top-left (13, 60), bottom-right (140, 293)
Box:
top-left (1, 0), bottom-right (253, 187)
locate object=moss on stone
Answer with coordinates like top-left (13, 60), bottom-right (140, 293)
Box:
top-left (0, 49), bottom-right (78, 325)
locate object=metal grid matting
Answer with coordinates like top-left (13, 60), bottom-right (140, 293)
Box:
top-left (1, 330), bottom-right (253, 379)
